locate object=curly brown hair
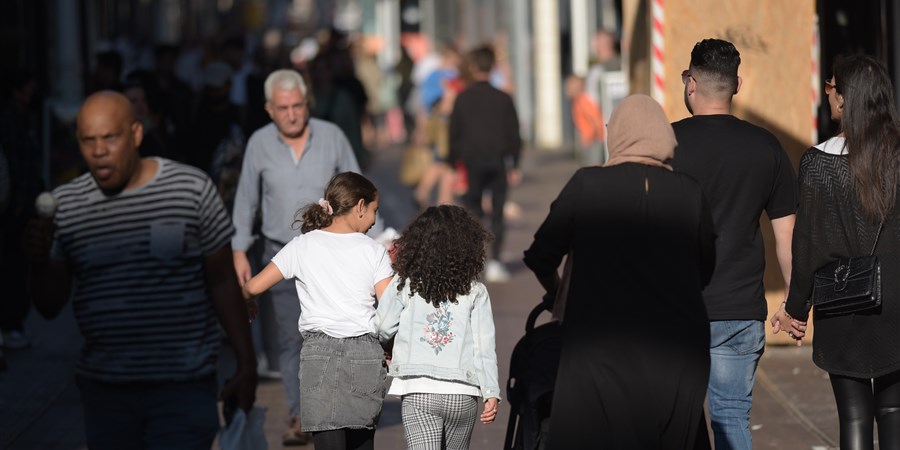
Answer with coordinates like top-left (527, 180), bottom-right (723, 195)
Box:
top-left (293, 172), bottom-right (378, 233)
top-left (392, 205), bottom-right (492, 306)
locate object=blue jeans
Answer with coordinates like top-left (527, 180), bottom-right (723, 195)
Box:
top-left (708, 320), bottom-right (765, 450)
top-left (264, 239), bottom-right (305, 420)
top-left (76, 375), bottom-right (219, 450)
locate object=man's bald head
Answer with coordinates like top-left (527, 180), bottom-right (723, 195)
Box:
top-left (76, 90), bottom-right (145, 194)
top-left (77, 90), bottom-right (137, 131)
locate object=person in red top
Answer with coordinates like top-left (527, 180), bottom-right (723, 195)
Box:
top-left (565, 74), bottom-right (606, 165)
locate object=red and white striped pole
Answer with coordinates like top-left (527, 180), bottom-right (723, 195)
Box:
top-left (651, 0), bottom-right (665, 106)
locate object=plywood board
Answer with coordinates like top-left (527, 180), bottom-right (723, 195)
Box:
top-left (624, 0), bottom-right (817, 344)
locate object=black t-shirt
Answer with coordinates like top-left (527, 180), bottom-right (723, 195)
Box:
top-left (671, 115), bottom-right (798, 321)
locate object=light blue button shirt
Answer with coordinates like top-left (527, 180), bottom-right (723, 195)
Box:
top-left (231, 119), bottom-right (360, 250)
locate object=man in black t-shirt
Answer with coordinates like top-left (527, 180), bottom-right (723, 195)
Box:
top-left (670, 39), bottom-right (798, 450)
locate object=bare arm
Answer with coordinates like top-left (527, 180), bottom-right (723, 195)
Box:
top-left (29, 260), bottom-right (72, 318)
top-left (374, 275), bottom-right (393, 301)
top-left (242, 262), bottom-right (286, 300)
top-left (26, 219), bottom-right (72, 318)
top-left (768, 214), bottom-right (806, 346)
top-left (205, 245), bottom-right (257, 411)
top-left (770, 214), bottom-right (796, 295)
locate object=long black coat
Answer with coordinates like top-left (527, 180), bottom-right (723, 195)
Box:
top-left (524, 163), bottom-right (715, 449)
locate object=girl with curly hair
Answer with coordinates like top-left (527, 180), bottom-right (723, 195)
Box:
top-left (242, 172), bottom-right (393, 450)
top-left (375, 205), bottom-right (501, 449)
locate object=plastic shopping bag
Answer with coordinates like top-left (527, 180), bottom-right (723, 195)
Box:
top-left (220, 405), bottom-right (267, 450)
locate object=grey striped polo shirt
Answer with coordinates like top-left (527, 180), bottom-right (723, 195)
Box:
top-left (51, 158), bottom-right (233, 383)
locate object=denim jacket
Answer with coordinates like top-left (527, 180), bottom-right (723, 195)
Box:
top-left (375, 277), bottom-right (501, 400)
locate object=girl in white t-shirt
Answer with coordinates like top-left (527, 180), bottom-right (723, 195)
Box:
top-left (376, 205), bottom-right (501, 450)
top-left (243, 172), bottom-right (393, 450)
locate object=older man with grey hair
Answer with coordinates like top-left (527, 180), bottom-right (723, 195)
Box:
top-left (232, 68), bottom-right (363, 445)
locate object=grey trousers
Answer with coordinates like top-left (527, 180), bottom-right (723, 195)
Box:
top-left (262, 238), bottom-right (304, 420)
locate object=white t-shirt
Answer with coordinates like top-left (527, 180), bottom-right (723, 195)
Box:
top-left (388, 376), bottom-right (482, 398)
top-left (815, 136), bottom-right (847, 155)
top-left (271, 230), bottom-right (394, 338)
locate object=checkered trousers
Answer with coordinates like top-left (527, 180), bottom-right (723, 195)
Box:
top-left (401, 393), bottom-right (479, 450)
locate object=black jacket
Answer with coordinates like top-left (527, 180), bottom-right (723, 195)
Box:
top-left (449, 81), bottom-right (520, 169)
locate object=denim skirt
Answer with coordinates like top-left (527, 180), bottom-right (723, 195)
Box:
top-left (298, 331), bottom-right (387, 431)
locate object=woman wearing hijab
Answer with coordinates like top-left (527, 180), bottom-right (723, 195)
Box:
top-left (524, 95), bottom-right (715, 449)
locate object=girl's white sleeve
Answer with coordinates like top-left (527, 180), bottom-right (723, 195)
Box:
top-left (270, 238), bottom-right (300, 279)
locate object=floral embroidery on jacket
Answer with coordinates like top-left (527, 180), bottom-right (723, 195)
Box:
top-left (421, 302), bottom-right (454, 354)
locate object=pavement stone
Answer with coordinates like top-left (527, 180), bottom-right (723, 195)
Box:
top-left (0, 144), bottom-right (847, 449)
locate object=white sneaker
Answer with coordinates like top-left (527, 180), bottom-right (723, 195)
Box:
top-left (256, 353), bottom-right (282, 380)
top-left (485, 260), bottom-right (510, 283)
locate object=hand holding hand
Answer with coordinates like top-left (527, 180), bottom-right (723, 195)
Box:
top-left (770, 302), bottom-right (807, 346)
top-left (480, 398), bottom-right (499, 424)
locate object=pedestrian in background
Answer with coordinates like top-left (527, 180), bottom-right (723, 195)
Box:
top-left (671, 38), bottom-right (798, 450)
top-left (26, 91), bottom-right (256, 449)
top-left (242, 172), bottom-right (392, 450)
top-left (772, 54), bottom-right (900, 450)
top-left (564, 74), bottom-right (606, 165)
top-left (0, 69), bottom-right (43, 351)
top-left (414, 46), bottom-right (463, 208)
top-left (376, 205), bottom-right (501, 449)
top-left (449, 45), bottom-right (521, 283)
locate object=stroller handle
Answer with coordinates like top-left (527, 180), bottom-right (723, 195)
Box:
top-left (526, 302), bottom-right (551, 333)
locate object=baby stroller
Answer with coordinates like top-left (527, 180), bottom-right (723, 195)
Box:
top-left (504, 302), bottom-right (562, 450)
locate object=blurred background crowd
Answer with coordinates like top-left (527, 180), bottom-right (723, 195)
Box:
top-left (1, 1), bottom-right (900, 447)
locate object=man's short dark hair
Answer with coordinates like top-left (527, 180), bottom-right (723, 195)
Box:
top-left (689, 39), bottom-right (740, 96)
top-left (469, 46), bottom-right (495, 74)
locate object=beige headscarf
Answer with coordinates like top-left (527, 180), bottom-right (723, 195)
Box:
top-left (603, 94), bottom-right (677, 170)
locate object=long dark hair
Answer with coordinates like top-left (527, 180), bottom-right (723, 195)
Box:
top-left (834, 55), bottom-right (900, 221)
top-left (392, 205), bottom-right (491, 306)
top-left (294, 172), bottom-right (378, 233)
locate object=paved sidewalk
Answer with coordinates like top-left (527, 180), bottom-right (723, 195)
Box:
top-left (1, 145), bottom-right (843, 449)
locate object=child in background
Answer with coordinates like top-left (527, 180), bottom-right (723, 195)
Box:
top-left (242, 172), bottom-right (393, 450)
top-left (565, 74), bottom-right (606, 165)
top-left (376, 205), bottom-right (501, 450)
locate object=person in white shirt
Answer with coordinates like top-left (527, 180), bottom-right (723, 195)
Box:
top-left (242, 172), bottom-right (393, 450)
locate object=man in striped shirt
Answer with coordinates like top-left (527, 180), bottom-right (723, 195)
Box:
top-left (26, 91), bottom-right (256, 448)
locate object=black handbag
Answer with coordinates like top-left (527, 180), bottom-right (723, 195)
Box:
top-left (811, 222), bottom-right (884, 315)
